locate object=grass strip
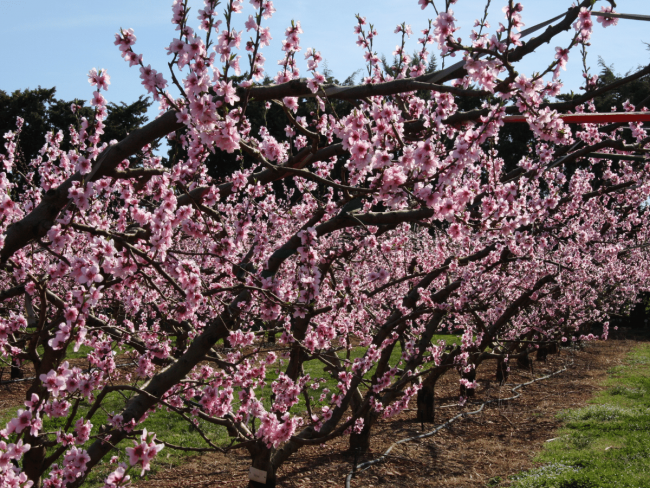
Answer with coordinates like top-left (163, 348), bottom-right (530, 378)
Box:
top-left (510, 342), bottom-right (650, 488)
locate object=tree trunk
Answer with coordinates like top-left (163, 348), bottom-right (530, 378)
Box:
top-left (536, 344), bottom-right (549, 362)
top-left (517, 351), bottom-right (531, 370)
top-left (22, 440), bottom-right (45, 488)
top-left (416, 384), bottom-right (435, 423)
top-left (348, 416), bottom-right (373, 455)
top-left (22, 338), bottom-right (61, 487)
top-left (496, 359), bottom-right (508, 385)
top-left (248, 448), bottom-right (277, 488)
top-left (10, 357), bottom-right (23, 379)
top-left (459, 369), bottom-right (477, 398)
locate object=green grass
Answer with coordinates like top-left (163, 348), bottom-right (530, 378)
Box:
top-left (511, 343), bottom-right (650, 488)
top-left (1, 334), bottom-right (460, 486)
top-left (32, 343), bottom-right (126, 361)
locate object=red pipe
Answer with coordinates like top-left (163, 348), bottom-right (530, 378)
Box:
top-left (503, 112), bottom-right (650, 124)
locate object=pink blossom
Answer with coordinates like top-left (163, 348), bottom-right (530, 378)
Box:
top-left (596, 6), bottom-right (618, 28)
top-left (244, 15), bottom-right (258, 31)
top-left (5, 409), bottom-right (32, 434)
top-left (39, 370), bottom-right (67, 397)
top-left (283, 97), bottom-right (299, 113)
top-left (125, 428), bottom-right (164, 476)
top-left (88, 68), bottom-right (111, 91)
top-left (104, 465), bottom-right (130, 488)
top-left (306, 71), bottom-right (326, 93)
top-left (216, 81), bottom-right (240, 105)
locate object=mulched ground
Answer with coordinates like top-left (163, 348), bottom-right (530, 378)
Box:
top-left (0, 373), bottom-right (31, 412)
top-left (135, 337), bottom-right (637, 488)
top-left (0, 337), bottom-right (637, 487)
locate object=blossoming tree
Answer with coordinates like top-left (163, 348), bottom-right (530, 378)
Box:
top-left (1, 0), bottom-right (649, 487)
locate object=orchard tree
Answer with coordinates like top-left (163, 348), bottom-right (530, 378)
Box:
top-left (1, 1), bottom-right (650, 487)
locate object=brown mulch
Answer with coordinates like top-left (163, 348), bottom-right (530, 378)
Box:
top-left (0, 371), bottom-right (31, 412)
top-left (134, 338), bottom-right (636, 488)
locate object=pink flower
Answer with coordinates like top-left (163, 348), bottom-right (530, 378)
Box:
top-left (231, 170), bottom-right (248, 192)
top-left (259, 26), bottom-right (272, 47)
top-left (244, 15), bottom-right (258, 31)
top-left (75, 156), bottom-right (92, 175)
top-left (78, 264), bottom-right (104, 285)
top-left (125, 428), bottom-right (164, 476)
top-left (39, 370), bottom-right (67, 397)
top-left (574, 7), bottom-right (593, 40)
top-left (64, 307), bottom-right (79, 324)
top-left (6, 409), bottom-right (32, 434)
top-left (104, 465), bottom-right (130, 487)
top-left (448, 223), bottom-right (463, 239)
top-left (306, 72), bottom-right (326, 93)
top-left (596, 6), bottom-right (618, 28)
top-left (68, 181), bottom-right (95, 209)
top-left (553, 47), bottom-right (569, 81)
top-left (91, 91), bottom-right (106, 107)
top-left (175, 109), bottom-right (190, 125)
top-left (114, 28), bottom-right (136, 51)
top-left (74, 418), bottom-right (92, 445)
top-left (183, 35), bottom-right (206, 57)
top-left (166, 38), bottom-right (185, 55)
top-left (283, 97), bottom-right (299, 113)
top-left (125, 442), bottom-right (146, 466)
top-left (217, 81), bottom-right (240, 105)
top-left (350, 140), bottom-right (371, 161)
top-left (88, 68), bottom-right (111, 91)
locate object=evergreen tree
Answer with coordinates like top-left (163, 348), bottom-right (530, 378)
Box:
top-left (0, 87), bottom-right (152, 165)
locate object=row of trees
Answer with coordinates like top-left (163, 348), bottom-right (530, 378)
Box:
top-left (1, 1), bottom-right (649, 487)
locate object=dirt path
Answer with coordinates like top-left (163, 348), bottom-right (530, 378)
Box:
top-left (131, 339), bottom-right (634, 488)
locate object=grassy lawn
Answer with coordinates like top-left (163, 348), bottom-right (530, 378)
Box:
top-left (511, 342), bottom-right (650, 488)
top-left (1, 334), bottom-right (460, 486)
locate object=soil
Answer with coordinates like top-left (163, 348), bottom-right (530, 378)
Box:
top-left (132, 338), bottom-right (637, 488)
top-left (0, 371), bottom-right (31, 411)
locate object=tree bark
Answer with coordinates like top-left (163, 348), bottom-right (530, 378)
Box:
top-left (348, 419), bottom-right (373, 455)
top-left (10, 357), bottom-right (23, 379)
top-left (517, 351), bottom-right (531, 370)
top-left (416, 384), bottom-right (435, 423)
top-left (21, 441), bottom-right (44, 488)
top-left (496, 359), bottom-right (508, 385)
top-left (248, 446), bottom-right (277, 488)
top-left (267, 329), bottom-right (276, 344)
top-left (536, 344), bottom-right (550, 361)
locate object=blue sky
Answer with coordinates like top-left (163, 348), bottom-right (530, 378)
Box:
top-left (1, 0), bottom-right (648, 125)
